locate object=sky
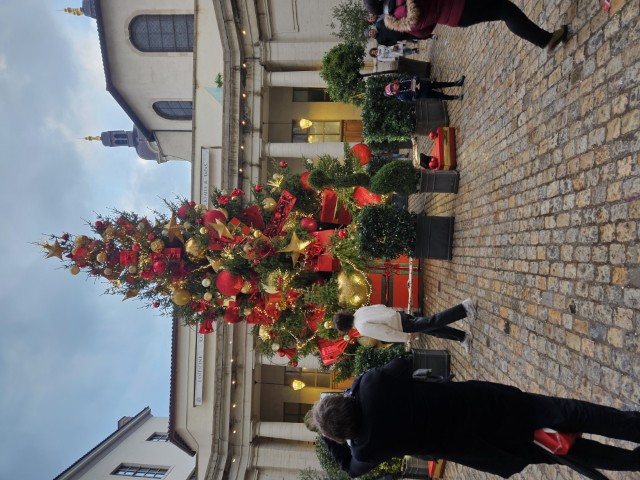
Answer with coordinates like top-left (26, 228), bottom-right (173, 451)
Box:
top-left (0, 1), bottom-right (191, 478)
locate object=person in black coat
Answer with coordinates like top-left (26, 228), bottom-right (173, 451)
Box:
top-left (313, 357), bottom-right (640, 478)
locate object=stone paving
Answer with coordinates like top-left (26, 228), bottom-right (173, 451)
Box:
top-left (409, 0), bottom-right (639, 478)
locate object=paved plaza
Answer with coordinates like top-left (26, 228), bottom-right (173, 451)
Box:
top-left (411, 0), bottom-right (639, 478)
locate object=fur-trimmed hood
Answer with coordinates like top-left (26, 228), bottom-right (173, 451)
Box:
top-left (384, 0), bottom-right (420, 32)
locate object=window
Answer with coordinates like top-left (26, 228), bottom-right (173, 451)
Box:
top-left (292, 121), bottom-right (341, 143)
top-left (283, 402), bottom-right (314, 423)
top-left (130, 15), bottom-right (194, 52)
top-left (112, 465), bottom-right (167, 478)
top-left (153, 101), bottom-right (193, 120)
top-left (292, 88), bottom-right (332, 102)
top-left (147, 432), bottom-right (169, 442)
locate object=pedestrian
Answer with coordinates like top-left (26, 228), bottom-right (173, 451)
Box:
top-left (312, 356), bottom-right (640, 478)
top-left (369, 43), bottom-right (418, 61)
top-left (383, 75), bottom-right (465, 103)
top-left (364, 0), bottom-right (568, 51)
top-left (364, 17), bottom-right (432, 47)
top-left (333, 299), bottom-right (475, 351)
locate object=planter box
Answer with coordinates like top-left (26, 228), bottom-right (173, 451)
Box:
top-left (414, 215), bottom-right (454, 260)
top-left (415, 99), bottom-right (448, 136)
top-left (420, 170), bottom-right (459, 193)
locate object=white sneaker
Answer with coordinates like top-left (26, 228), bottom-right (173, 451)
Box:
top-left (461, 330), bottom-right (472, 353)
top-left (462, 298), bottom-right (477, 321)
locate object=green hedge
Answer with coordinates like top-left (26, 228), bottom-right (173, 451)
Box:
top-left (362, 74), bottom-right (415, 144)
top-left (357, 205), bottom-right (416, 259)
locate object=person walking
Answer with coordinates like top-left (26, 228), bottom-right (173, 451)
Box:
top-left (333, 299), bottom-right (476, 351)
top-left (313, 356), bottom-right (640, 478)
top-left (384, 75), bottom-right (465, 103)
top-left (369, 43), bottom-right (418, 61)
top-left (364, 0), bottom-right (568, 51)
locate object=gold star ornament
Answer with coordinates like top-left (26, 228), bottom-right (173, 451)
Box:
top-left (278, 232), bottom-right (312, 266)
top-left (167, 215), bottom-right (185, 244)
top-left (41, 240), bottom-right (63, 259)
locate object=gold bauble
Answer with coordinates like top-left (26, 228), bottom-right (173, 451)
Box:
top-left (262, 197), bottom-right (277, 212)
top-left (104, 267), bottom-right (113, 275)
top-left (243, 308), bottom-right (253, 316)
top-left (74, 235), bottom-right (89, 246)
top-left (199, 227), bottom-right (208, 235)
top-left (253, 230), bottom-right (262, 238)
top-left (357, 336), bottom-right (380, 348)
top-left (258, 325), bottom-right (272, 341)
top-left (128, 265), bottom-right (137, 274)
top-left (96, 252), bottom-right (107, 263)
top-left (203, 292), bottom-right (213, 301)
top-left (69, 265), bottom-right (80, 275)
top-left (323, 320), bottom-right (333, 330)
top-left (240, 280), bottom-right (252, 294)
top-left (184, 238), bottom-right (206, 260)
top-left (195, 204), bottom-right (207, 214)
top-left (102, 226), bottom-right (116, 240)
top-left (172, 289), bottom-right (192, 305)
top-left (150, 239), bottom-right (165, 253)
top-left (337, 271), bottom-right (371, 309)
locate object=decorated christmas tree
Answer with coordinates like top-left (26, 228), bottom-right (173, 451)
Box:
top-left (40, 146), bottom-right (419, 369)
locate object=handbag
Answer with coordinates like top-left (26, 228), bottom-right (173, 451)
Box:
top-left (411, 349), bottom-right (453, 383)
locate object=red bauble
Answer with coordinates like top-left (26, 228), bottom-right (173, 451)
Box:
top-left (337, 229), bottom-right (348, 239)
top-left (204, 209), bottom-right (227, 226)
top-left (153, 260), bottom-right (167, 274)
top-left (95, 220), bottom-right (104, 229)
top-left (177, 204), bottom-right (190, 219)
top-left (299, 171), bottom-right (312, 190)
top-left (429, 159), bottom-right (438, 169)
top-left (350, 143), bottom-right (372, 165)
top-left (153, 302), bottom-right (160, 308)
top-left (279, 161), bottom-right (288, 168)
top-left (300, 217), bottom-right (318, 233)
top-left (254, 184), bottom-right (263, 193)
top-left (290, 361), bottom-right (298, 367)
top-left (148, 233), bottom-right (155, 241)
top-left (61, 233), bottom-right (70, 240)
top-left (429, 131), bottom-right (438, 140)
top-left (216, 270), bottom-right (244, 296)
top-left (132, 244), bottom-right (141, 252)
top-left (278, 351), bottom-right (285, 357)
top-left (223, 308), bottom-right (242, 324)
top-left (189, 200), bottom-right (196, 206)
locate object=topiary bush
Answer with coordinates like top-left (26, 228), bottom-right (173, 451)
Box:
top-left (353, 344), bottom-right (408, 376)
top-left (369, 160), bottom-right (418, 196)
top-left (361, 74), bottom-right (415, 144)
top-left (357, 205), bottom-right (416, 259)
top-left (320, 43), bottom-right (366, 106)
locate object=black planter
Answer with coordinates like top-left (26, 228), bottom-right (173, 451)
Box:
top-left (414, 214), bottom-right (454, 260)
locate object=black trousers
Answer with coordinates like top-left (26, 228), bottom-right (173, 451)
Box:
top-left (529, 393), bottom-right (640, 470)
top-left (458, 0), bottom-right (552, 48)
top-left (417, 80), bottom-right (462, 101)
top-left (399, 303), bottom-right (466, 342)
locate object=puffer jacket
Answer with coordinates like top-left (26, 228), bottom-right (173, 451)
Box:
top-left (384, 0), bottom-right (466, 38)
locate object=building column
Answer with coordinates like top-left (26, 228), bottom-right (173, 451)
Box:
top-left (263, 142), bottom-right (351, 159)
top-left (254, 421), bottom-right (316, 442)
top-left (253, 439), bottom-right (320, 470)
top-left (264, 71), bottom-right (325, 88)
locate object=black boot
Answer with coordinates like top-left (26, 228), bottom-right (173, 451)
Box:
top-left (419, 153), bottom-right (434, 169)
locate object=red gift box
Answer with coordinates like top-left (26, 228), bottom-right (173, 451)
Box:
top-left (428, 459), bottom-right (446, 478)
top-left (316, 328), bottom-right (360, 365)
top-left (306, 230), bottom-right (340, 272)
top-left (320, 189), bottom-right (352, 225)
top-left (429, 127), bottom-right (456, 171)
top-left (353, 186), bottom-right (381, 207)
top-left (367, 256), bottom-right (420, 310)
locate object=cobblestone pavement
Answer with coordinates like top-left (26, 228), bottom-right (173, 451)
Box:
top-left (409, 0), bottom-right (639, 478)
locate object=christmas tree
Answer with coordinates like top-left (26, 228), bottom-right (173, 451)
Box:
top-left (40, 145), bottom-right (418, 369)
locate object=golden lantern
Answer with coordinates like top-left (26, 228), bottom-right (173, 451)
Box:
top-left (291, 380), bottom-right (306, 391)
top-left (299, 118), bottom-right (313, 129)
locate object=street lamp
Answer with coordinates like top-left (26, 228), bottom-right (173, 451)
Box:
top-left (299, 118), bottom-right (313, 129)
top-left (291, 380), bottom-right (306, 391)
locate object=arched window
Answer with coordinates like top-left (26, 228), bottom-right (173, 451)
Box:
top-left (153, 101), bottom-right (193, 120)
top-left (130, 15), bottom-right (194, 52)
